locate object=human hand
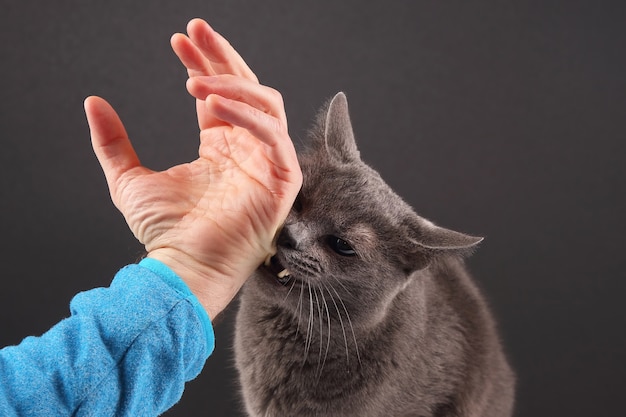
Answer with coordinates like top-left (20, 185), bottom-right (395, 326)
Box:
top-left (85, 19), bottom-right (302, 319)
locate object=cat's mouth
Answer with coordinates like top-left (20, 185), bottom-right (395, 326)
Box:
top-left (263, 254), bottom-right (293, 286)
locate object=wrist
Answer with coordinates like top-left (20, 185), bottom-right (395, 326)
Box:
top-left (146, 248), bottom-right (247, 319)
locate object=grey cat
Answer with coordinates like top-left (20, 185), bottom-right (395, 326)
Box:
top-left (234, 92), bottom-right (515, 417)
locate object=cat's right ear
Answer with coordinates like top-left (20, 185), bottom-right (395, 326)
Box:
top-left (323, 92), bottom-right (360, 163)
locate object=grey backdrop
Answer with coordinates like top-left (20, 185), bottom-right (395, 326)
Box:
top-left (1, 1), bottom-right (624, 416)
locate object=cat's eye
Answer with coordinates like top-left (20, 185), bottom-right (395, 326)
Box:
top-left (327, 236), bottom-right (356, 257)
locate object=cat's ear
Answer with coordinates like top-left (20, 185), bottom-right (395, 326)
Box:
top-left (411, 220), bottom-right (484, 252)
top-left (323, 92), bottom-right (360, 163)
top-left (402, 216), bottom-right (484, 271)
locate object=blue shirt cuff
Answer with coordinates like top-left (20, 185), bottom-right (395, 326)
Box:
top-left (138, 257), bottom-right (215, 355)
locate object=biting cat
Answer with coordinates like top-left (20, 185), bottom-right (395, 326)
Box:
top-left (234, 92), bottom-right (515, 416)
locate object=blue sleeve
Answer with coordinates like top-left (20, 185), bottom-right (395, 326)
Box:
top-left (0, 259), bottom-right (215, 417)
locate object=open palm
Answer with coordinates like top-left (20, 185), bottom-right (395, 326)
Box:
top-left (85, 19), bottom-right (301, 317)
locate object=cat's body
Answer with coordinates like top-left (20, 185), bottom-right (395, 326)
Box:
top-left (234, 93), bottom-right (515, 417)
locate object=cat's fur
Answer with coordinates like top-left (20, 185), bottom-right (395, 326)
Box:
top-left (234, 93), bottom-right (515, 417)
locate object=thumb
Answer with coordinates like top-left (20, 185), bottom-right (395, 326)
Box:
top-left (85, 96), bottom-right (141, 198)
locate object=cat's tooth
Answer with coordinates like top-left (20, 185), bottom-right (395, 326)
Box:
top-left (277, 269), bottom-right (290, 279)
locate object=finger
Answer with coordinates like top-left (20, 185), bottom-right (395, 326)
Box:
top-left (206, 95), bottom-right (301, 181)
top-left (171, 32), bottom-right (212, 79)
top-left (187, 75), bottom-right (287, 123)
top-left (207, 95), bottom-right (282, 147)
top-left (186, 18), bottom-right (259, 82)
top-left (170, 19), bottom-right (258, 82)
top-left (84, 96), bottom-right (141, 193)
top-left (170, 34), bottom-right (213, 129)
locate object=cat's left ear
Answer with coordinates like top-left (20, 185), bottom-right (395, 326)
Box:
top-left (412, 221), bottom-right (484, 252)
top-left (403, 216), bottom-right (484, 270)
top-left (324, 92), bottom-right (360, 163)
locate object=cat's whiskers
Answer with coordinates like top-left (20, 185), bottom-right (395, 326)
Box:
top-left (302, 281), bottom-right (315, 366)
top-left (281, 276), bottom-right (298, 303)
top-left (294, 279), bottom-right (305, 341)
top-left (326, 273), bottom-right (354, 300)
top-left (282, 265), bottom-right (361, 373)
top-left (312, 285), bottom-right (325, 372)
top-left (321, 280), bottom-right (351, 366)
top-left (328, 277), bottom-right (362, 367)
top-left (316, 283), bottom-right (332, 380)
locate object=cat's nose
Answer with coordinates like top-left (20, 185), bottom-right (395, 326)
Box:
top-left (277, 225), bottom-right (297, 249)
top-left (277, 222), bottom-right (304, 250)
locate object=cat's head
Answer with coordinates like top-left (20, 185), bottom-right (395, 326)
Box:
top-left (255, 92), bottom-right (482, 324)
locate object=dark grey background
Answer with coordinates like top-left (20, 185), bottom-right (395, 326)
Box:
top-left (1, 1), bottom-right (624, 416)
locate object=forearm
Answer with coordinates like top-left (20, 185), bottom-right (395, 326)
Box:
top-left (0, 260), bottom-right (213, 416)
